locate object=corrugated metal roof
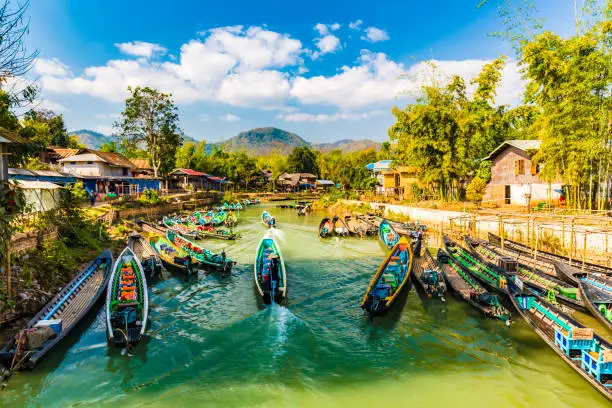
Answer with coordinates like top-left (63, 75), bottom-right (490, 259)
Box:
top-left (50, 148), bottom-right (81, 159)
top-left (316, 180), bottom-right (335, 185)
top-left (485, 140), bottom-right (542, 160)
top-left (130, 158), bottom-right (152, 169)
top-left (10, 180), bottom-right (61, 189)
top-left (9, 168), bottom-right (35, 176)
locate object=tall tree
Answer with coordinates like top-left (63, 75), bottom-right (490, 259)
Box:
top-left (287, 146), bottom-right (319, 176)
top-left (115, 86), bottom-right (182, 177)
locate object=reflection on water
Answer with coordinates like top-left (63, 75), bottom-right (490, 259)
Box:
top-left (0, 204), bottom-right (609, 407)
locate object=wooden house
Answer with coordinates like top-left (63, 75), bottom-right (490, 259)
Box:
top-left (482, 140), bottom-right (562, 206)
top-left (381, 166), bottom-right (420, 199)
top-left (0, 131), bottom-right (24, 181)
top-left (58, 150), bottom-right (134, 177)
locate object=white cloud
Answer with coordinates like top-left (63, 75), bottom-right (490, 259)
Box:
top-left (220, 113), bottom-right (241, 122)
top-left (349, 20), bottom-right (363, 30)
top-left (34, 58), bottom-right (70, 77)
top-left (314, 23), bottom-right (329, 36)
top-left (94, 125), bottom-right (116, 135)
top-left (362, 27), bottom-right (389, 42)
top-left (329, 23), bottom-right (341, 31)
top-left (314, 35), bottom-right (341, 56)
top-left (115, 41), bottom-right (167, 58)
top-left (278, 109), bottom-right (385, 122)
top-left (36, 99), bottom-right (71, 112)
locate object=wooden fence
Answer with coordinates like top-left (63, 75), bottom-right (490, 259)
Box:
top-left (10, 228), bottom-right (59, 254)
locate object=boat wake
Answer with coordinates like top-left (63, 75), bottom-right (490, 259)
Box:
top-left (266, 227), bottom-right (285, 242)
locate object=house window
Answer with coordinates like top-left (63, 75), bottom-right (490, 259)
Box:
top-left (123, 168), bottom-right (128, 176)
top-left (530, 162), bottom-right (539, 176)
top-left (514, 159), bottom-right (525, 176)
top-left (87, 161), bottom-right (93, 164)
top-left (70, 161), bottom-right (76, 165)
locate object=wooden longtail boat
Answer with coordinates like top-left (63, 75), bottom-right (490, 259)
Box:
top-left (193, 210), bottom-right (214, 225)
top-left (331, 215), bottom-right (349, 236)
top-left (437, 249), bottom-right (511, 323)
top-left (378, 219), bottom-right (399, 250)
top-left (356, 215), bottom-right (377, 235)
top-left (128, 232), bottom-right (162, 278)
top-left (162, 216), bottom-right (199, 240)
top-left (361, 236), bottom-right (413, 317)
top-left (318, 217), bottom-right (333, 238)
top-left (443, 236), bottom-right (510, 296)
top-left (195, 226), bottom-right (238, 240)
top-left (225, 211), bottom-right (238, 227)
top-left (106, 247), bottom-right (148, 347)
top-left (510, 293), bottom-right (612, 401)
top-left (254, 235), bottom-right (287, 305)
top-left (211, 210), bottom-right (227, 226)
top-left (488, 232), bottom-right (612, 277)
top-left (344, 215), bottom-right (365, 236)
top-left (0, 250), bottom-right (113, 371)
top-left (413, 248), bottom-right (447, 301)
top-left (261, 211), bottom-right (276, 228)
top-left (578, 277), bottom-right (612, 333)
top-left (149, 234), bottom-right (194, 275)
top-left (465, 236), bottom-right (586, 313)
top-left (166, 230), bottom-right (234, 273)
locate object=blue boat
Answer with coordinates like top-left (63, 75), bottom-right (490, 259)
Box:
top-left (361, 236), bottom-right (413, 317)
top-left (262, 211), bottom-right (276, 228)
top-left (254, 236), bottom-right (287, 304)
top-left (0, 250), bottom-right (113, 371)
top-left (378, 219), bottom-right (399, 249)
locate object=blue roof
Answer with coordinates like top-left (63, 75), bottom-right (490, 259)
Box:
top-left (316, 180), bottom-right (335, 185)
top-left (366, 160), bottom-right (393, 171)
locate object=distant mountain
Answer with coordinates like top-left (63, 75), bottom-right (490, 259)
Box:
top-left (218, 127), bottom-right (309, 155)
top-left (219, 127), bottom-right (379, 155)
top-left (313, 139), bottom-right (380, 153)
top-left (70, 129), bottom-right (113, 149)
top-left (70, 129), bottom-right (198, 150)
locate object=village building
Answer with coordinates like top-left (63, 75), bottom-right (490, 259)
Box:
top-left (315, 179), bottom-right (335, 191)
top-left (129, 158), bottom-right (154, 178)
top-left (482, 139), bottom-right (562, 206)
top-left (40, 147), bottom-right (83, 167)
top-left (167, 168), bottom-right (229, 191)
top-left (380, 166), bottom-right (420, 199)
top-left (365, 160), bottom-right (393, 186)
top-left (58, 150), bottom-right (134, 177)
top-left (0, 131), bottom-right (23, 181)
top-left (277, 173), bottom-right (317, 190)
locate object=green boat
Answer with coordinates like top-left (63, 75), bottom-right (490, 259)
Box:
top-left (211, 210), bottom-right (227, 226)
top-left (166, 230), bottom-right (234, 273)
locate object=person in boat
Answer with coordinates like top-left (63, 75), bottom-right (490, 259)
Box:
top-left (270, 255), bottom-right (280, 286)
top-left (389, 236), bottom-right (410, 281)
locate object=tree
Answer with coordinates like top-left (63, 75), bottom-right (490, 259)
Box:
top-left (466, 177), bottom-right (488, 204)
top-left (115, 86), bottom-right (182, 177)
top-left (175, 141), bottom-right (196, 169)
top-left (99, 141), bottom-right (118, 152)
top-left (287, 146), bottom-right (319, 176)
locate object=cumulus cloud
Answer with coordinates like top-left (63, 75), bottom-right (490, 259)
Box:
top-left (115, 41), bottom-right (168, 58)
top-left (312, 23), bottom-right (342, 59)
top-left (278, 109), bottom-right (385, 122)
top-left (349, 20), bottom-right (363, 30)
top-left (220, 113), bottom-right (241, 122)
top-left (38, 25), bottom-right (524, 115)
top-left (361, 27), bottom-right (390, 42)
top-left (34, 58), bottom-right (70, 77)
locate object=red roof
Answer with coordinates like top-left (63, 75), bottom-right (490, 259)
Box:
top-left (172, 168), bottom-right (207, 176)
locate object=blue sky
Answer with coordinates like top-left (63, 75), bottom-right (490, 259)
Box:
top-left (25, 0), bottom-right (577, 143)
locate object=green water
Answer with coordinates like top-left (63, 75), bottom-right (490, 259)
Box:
top-left (1, 205), bottom-right (609, 407)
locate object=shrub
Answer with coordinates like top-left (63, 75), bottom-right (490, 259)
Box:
top-left (466, 177), bottom-right (488, 204)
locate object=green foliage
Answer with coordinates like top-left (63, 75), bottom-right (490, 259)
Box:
top-left (466, 177), bottom-right (488, 203)
top-left (287, 146), bottom-right (319, 176)
top-left (68, 181), bottom-right (89, 202)
top-left (137, 188), bottom-right (162, 206)
top-left (115, 86), bottom-right (183, 177)
top-left (475, 161), bottom-right (492, 183)
top-left (99, 141), bottom-right (118, 152)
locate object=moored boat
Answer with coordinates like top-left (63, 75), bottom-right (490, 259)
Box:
top-left (0, 250), bottom-right (113, 371)
top-left (210, 210), bottom-right (227, 226)
top-left (319, 217), bottom-right (333, 238)
top-left (254, 235), bottom-right (287, 304)
top-left (225, 211), bottom-right (238, 227)
top-left (378, 219), bottom-right (399, 250)
top-left (150, 234), bottom-right (194, 274)
top-left (361, 236), bottom-right (413, 317)
top-left (193, 210), bottom-right (214, 225)
top-left (437, 249), bottom-right (511, 323)
top-left (163, 216), bottom-right (199, 240)
top-left (166, 230), bottom-right (234, 273)
top-left (510, 292), bottom-right (612, 401)
top-left (331, 215), bottom-right (349, 236)
top-left (196, 225), bottom-right (238, 240)
top-left (356, 215), bottom-right (377, 235)
top-left (262, 211), bottom-right (276, 228)
top-left (465, 236), bottom-right (586, 312)
top-left (413, 248), bottom-right (447, 301)
top-left (344, 215), bottom-right (365, 236)
top-left (128, 232), bottom-right (162, 278)
top-left (444, 236), bottom-right (510, 296)
top-left (578, 277), bottom-right (612, 333)
top-left (488, 232), bottom-right (612, 277)
top-left (106, 247), bottom-right (148, 347)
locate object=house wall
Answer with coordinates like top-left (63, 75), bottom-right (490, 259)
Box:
top-left (0, 143), bottom-right (7, 181)
top-left (62, 162), bottom-right (132, 177)
top-left (484, 145), bottom-right (561, 205)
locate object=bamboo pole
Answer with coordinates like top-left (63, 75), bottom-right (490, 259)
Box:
top-left (534, 222), bottom-right (539, 262)
top-left (500, 215), bottom-right (505, 254)
top-left (582, 232), bottom-right (587, 271)
top-left (569, 218), bottom-right (575, 265)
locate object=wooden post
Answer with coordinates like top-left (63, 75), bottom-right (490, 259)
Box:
top-left (526, 217), bottom-right (530, 253)
top-left (6, 241), bottom-right (11, 300)
top-left (562, 221), bottom-right (566, 256)
top-left (569, 218), bottom-right (575, 265)
top-left (500, 215), bottom-right (505, 254)
top-left (582, 232), bottom-right (587, 271)
top-left (534, 223), bottom-right (539, 262)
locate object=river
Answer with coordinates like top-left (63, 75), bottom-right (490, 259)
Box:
top-left (1, 204), bottom-right (608, 407)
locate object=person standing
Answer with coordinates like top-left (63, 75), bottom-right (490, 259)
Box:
top-left (89, 190), bottom-right (96, 207)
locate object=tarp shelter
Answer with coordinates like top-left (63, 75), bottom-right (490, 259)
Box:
top-left (9, 168), bottom-right (77, 185)
top-left (10, 180), bottom-right (61, 213)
